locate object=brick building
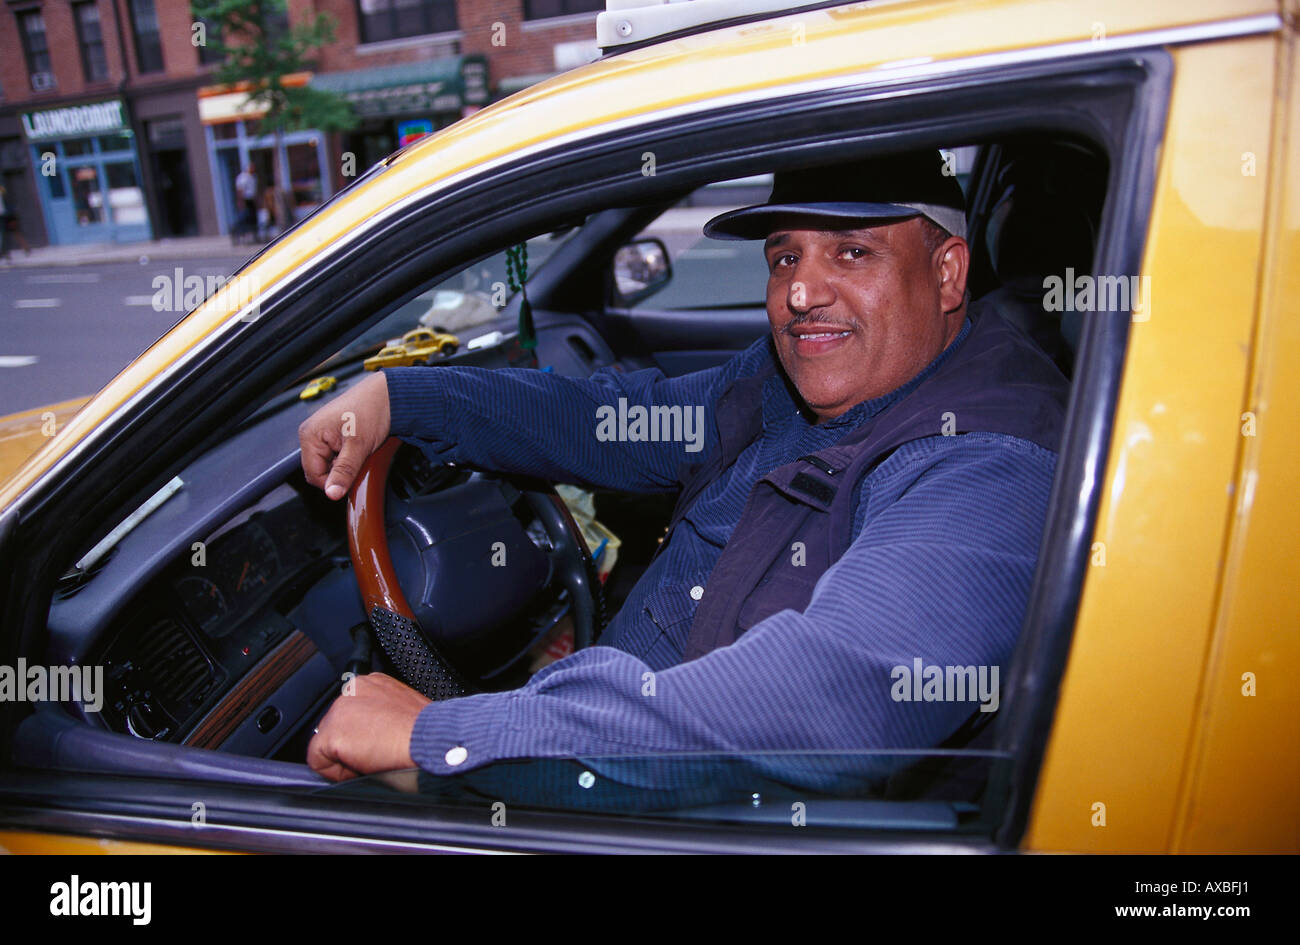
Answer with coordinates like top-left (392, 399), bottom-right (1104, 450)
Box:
top-left (0, 1), bottom-right (602, 248)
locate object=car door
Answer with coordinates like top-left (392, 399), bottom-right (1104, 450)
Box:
top-left (0, 6), bottom-right (1280, 854)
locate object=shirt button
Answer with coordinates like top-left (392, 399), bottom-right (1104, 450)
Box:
top-left (690, 585), bottom-right (704, 601)
top-left (445, 746), bottom-right (468, 766)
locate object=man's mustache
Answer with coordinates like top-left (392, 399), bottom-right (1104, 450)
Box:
top-left (779, 312), bottom-right (855, 335)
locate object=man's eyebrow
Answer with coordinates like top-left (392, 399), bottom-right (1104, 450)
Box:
top-left (763, 233), bottom-right (790, 253)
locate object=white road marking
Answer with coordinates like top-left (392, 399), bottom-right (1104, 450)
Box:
top-left (123, 295), bottom-right (157, 306)
top-left (14, 298), bottom-right (60, 308)
top-left (27, 273), bottom-right (100, 284)
top-left (0, 355), bottom-right (39, 367)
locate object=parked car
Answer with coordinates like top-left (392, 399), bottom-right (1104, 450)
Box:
top-left (0, 0), bottom-right (1294, 854)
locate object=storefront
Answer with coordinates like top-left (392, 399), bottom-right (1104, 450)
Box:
top-left (197, 75), bottom-right (334, 237)
top-left (19, 98), bottom-right (151, 245)
top-left (312, 56), bottom-right (489, 176)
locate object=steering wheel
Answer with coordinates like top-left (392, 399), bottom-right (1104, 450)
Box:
top-left (345, 437), bottom-right (605, 700)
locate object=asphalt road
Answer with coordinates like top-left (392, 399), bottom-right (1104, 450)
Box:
top-left (0, 256), bottom-right (244, 416)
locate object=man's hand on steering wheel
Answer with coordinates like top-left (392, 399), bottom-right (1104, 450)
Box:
top-left (299, 371), bottom-right (392, 501)
top-left (306, 672), bottom-right (429, 782)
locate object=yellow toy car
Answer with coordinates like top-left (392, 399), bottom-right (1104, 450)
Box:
top-left (296, 376), bottom-right (337, 401)
top-left (361, 329), bottom-right (460, 370)
top-left (0, 0), bottom-right (1294, 856)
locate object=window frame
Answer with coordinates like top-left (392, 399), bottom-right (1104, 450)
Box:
top-left (128, 0), bottom-right (165, 74)
top-left (0, 47), bottom-right (1168, 853)
top-left (17, 9), bottom-right (54, 91)
top-left (522, 0), bottom-right (604, 22)
top-left (354, 0), bottom-right (458, 45)
top-left (73, 1), bottom-right (111, 84)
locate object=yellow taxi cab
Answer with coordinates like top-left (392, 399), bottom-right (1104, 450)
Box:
top-left (0, 0), bottom-right (1295, 855)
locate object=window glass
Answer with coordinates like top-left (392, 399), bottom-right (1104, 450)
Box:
top-left (356, 0), bottom-right (457, 44)
top-left (74, 2), bottom-right (110, 83)
top-left (97, 133), bottom-right (134, 154)
top-left (319, 225), bottom-right (580, 369)
top-left (623, 175), bottom-right (773, 310)
top-left (104, 161), bottom-right (146, 225)
top-left (524, 0), bottom-right (603, 19)
top-left (71, 166), bottom-right (104, 224)
top-left (63, 139), bottom-right (93, 158)
top-left (19, 11), bottom-right (54, 90)
top-left (285, 141), bottom-right (322, 219)
top-left (130, 0), bottom-right (165, 73)
top-left (625, 148), bottom-right (980, 310)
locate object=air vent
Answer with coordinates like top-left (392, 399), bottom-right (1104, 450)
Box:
top-left (133, 616), bottom-right (216, 705)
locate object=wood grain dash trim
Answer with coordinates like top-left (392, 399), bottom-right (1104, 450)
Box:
top-left (184, 631), bottom-right (318, 750)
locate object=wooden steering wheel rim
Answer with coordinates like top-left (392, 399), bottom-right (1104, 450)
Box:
top-left (344, 437), bottom-right (414, 619)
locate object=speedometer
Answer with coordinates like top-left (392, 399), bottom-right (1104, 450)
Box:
top-left (220, 521), bottom-right (281, 600)
top-left (175, 576), bottom-right (229, 634)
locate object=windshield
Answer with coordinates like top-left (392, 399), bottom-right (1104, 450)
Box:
top-left (314, 225), bottom-right (582, 370)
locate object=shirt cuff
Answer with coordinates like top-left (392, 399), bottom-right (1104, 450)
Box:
top-left (382, 366), bottom-right (448, 440)
top-left (410, 691), bottom-right (518, 775)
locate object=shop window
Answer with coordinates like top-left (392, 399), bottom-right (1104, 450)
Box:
top-left (523, 0), bottom-right (603, 19)
top-left (104, 161), bottom-right (147, 225)
top-left (355, 0), bottom-right (457, 44)
top-left (71, 166), bottom-right (104, 225)
top-left (286, 141), bottom-right (323, 218)
top-left (211, 123), bottom-right (239, 142)
top-left (129, 0), bottom-right (165, 74)
top-left (18, 10), bottom-right (56, 92)
top-left (74, 2), bottom-right (111, 83)
top-left (97, 133), bottom-right (134, 154)
top-left (64, 139), bottom-right (94, 158)
top-left (48, 168), bottom-right (67, 200)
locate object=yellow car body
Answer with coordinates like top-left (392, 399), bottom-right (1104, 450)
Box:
top-left (0, 0), bottom-right (1295, 854)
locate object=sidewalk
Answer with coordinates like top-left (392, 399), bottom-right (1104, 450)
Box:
top-left (0, 234), bottom-right (259, 269)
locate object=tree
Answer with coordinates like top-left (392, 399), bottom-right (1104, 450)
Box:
top-left (191, 0), bottom-right (355, 232)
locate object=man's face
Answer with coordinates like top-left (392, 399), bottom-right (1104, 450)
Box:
top-left (763, 217), bottom-right (968, 421)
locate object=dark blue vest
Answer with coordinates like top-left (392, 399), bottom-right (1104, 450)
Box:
top-left (669, 298), bottom-right (1070, 661)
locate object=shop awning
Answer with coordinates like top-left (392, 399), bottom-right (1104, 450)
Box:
top-left (309, 55), bottom-right (488, 119)
top-left (198, 72), bottom-right (311, 125)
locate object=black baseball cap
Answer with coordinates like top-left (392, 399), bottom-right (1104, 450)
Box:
top-left (703, 150), bottom-right (967, 241)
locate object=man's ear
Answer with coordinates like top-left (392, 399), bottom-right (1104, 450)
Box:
top-left (935, 236), bottom-right (970, 314)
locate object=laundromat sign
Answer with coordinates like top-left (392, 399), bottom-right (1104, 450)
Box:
top-left (21, 99), bottom-right (127, 142)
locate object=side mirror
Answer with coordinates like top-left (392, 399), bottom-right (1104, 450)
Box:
top-left (611, 237), bottom-right (672, 307)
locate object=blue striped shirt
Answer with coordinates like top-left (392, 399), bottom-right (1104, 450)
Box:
top-left (383, 321), bottom-right (1057, 793)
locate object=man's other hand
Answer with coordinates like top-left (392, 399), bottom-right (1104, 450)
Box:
top-left (307, 673), bottom-right (430, 782)
top-left (298, 371), bottom-right (391, 500)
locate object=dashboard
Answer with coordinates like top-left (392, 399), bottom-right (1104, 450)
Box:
top-left (41, 312), bottom-right (620, 760)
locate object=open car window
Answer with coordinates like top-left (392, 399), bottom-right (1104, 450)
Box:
top-left (624, 148), bottom-right (980, 311)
